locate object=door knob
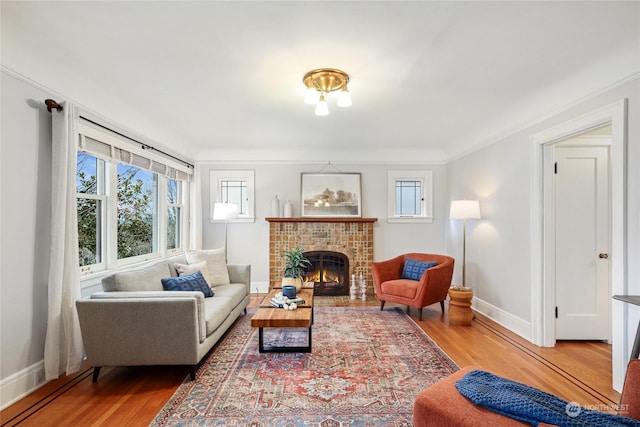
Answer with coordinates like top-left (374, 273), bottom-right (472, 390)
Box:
top-left (599, 253), bottom-right (609, 259)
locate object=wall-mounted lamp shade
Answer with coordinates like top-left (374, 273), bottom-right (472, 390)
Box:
top-left (213, 202), bottom-right (239, 220)
top-left (449, 200), bottom-right (481, 220)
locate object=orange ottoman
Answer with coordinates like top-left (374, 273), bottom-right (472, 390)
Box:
top-left (413, 366), bottom-right (530, 427)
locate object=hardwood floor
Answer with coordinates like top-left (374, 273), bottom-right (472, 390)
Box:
top-left (1, 294), bottom-right (618, 426)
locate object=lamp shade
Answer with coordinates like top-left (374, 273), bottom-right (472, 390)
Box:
top-left (315, 94), bottom-right (329, 116)
top-left (304, 87), bottom-right (320, 104)
top-left (449, 200), bottom-right (481, 220)
top-left (337, 88), bottom-right (352, 107)
top-left (213, 202), bottom-right (239, 220)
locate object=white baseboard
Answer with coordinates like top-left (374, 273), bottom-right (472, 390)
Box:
top-left (250, 281), bottom-right (270, 294)
top-left (471, 296), bottom-right (532, 341)
top-left (0, 360), bottom-right (47, 411)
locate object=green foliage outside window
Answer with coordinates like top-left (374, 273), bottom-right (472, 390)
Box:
top-left (116, 165), bottom-right (156, 259)
top-left (76, 152), bottom-right (158, 265)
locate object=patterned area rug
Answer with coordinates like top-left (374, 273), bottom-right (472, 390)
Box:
top-left (150, 306), bottom-right (458, 427)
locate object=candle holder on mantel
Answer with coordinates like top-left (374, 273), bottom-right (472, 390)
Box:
top-left (350, 275), bottom-right (357, 300)
top-left (359, 273), bottom-right (367, 301)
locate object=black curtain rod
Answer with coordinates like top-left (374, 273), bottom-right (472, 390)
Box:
top-left (79, 116), bottom-right (195, 169)
top-left (44, 99), bottom-right (194, 169)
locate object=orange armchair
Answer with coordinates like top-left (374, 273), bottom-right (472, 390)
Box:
top-left (371, 253), bottom-right (454, 321)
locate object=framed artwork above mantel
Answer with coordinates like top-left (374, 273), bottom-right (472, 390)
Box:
top-left (300, 173), bottom-right (362, 218)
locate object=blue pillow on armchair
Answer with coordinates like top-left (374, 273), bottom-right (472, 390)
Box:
top-left (401, 258), bottom-right (438, 281)
top-left (161, 271), bottom-right (214, 297)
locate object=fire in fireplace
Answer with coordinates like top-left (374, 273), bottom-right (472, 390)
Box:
top-left (302, 251), bottom-right (349, 296)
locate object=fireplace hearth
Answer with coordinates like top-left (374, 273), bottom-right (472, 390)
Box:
top-left (302, 251), bottom-right (349, 296)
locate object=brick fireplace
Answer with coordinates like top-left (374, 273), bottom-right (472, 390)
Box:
top-left (267, 217), bottom-right (377, 295)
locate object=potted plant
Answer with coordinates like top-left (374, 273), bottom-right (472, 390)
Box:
top-left (282, 248), bottom-right (311, 290)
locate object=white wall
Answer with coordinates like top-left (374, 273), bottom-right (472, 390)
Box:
top-left (447, 76), bottom-right (640, 382)
top-left (1, 71), bottom-right (52, 405)
top-left (199, 162), bottom-right (449, 292)
top-left (447, 137), bottom-right (532, 321)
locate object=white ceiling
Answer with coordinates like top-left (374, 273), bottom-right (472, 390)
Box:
top-left (2, 1), bottom-right (639, 162)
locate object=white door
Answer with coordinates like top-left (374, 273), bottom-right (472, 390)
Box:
top-left (555, 146), bottom-right (610, 340)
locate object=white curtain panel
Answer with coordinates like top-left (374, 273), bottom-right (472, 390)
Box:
top-left (44, 101), bottom-right (84, 380)
top-left (190, 162), bottom-right (203, 250)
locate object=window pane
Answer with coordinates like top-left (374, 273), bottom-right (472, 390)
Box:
top-left (117, 164), bottom-right (158, 259)
top-left (167, 206), bottom-right (180, 250)
top-left (395, 180), bottom-right (422, 215)
top-left (167, 179), bottom-right (178, 204)
top-left (77, 197), bottom-right (102, 266)
top-left (77, 152), bottom-right (103, 194)
top-left (167, 179), bottom-right (181, 250)
top-left (220, 180), bottom-right (247, 215)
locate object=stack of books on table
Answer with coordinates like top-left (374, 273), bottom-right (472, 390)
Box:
top-left (270, 297), bottom-right (306, 308)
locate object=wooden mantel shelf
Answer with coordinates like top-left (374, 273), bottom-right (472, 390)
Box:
top-left (266, 217), bottom-right (377, 223)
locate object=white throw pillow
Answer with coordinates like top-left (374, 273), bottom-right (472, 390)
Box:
top-left (174, 261), bottom-right (212, 286)
top-left (186, 248), bottom-right (230, 286)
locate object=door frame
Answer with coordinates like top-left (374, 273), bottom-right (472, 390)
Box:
top-left (530, 99), bottom-right (627, 390)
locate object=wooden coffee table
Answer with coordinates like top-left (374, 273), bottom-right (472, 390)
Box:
top-left (251, 287), bottom-right (314, 353)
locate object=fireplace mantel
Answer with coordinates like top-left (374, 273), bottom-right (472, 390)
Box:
top-left (266, 217), bottom-right (377, 223)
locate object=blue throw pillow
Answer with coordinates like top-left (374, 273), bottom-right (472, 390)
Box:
top-left (161, 271), bottom-right (214, 297)
top-left (401, 258), bottom-right (438, 281)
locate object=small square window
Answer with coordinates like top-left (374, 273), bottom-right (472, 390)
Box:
top-left (220, 179), bottom-right (248, 215)
top-left (395, 180), bottom-right (423, 216)
top-left (387, 170), bottom-right (433, 223)
top-left (210, 170), bottom-right (255, 222)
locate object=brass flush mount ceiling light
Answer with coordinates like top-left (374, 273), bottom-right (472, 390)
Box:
top-left (303, 68), bottom-right (352, 116)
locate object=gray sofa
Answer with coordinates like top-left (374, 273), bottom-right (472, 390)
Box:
top-left (76, 253), bottom-right (250, 382)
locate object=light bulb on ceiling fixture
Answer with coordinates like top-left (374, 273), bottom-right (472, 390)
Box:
top-left (304, 87), bottom-right (320, 104)
top-left (315, 93), bottom-right (329, 116)
top-left (337, 87), bottom-right (352, 107)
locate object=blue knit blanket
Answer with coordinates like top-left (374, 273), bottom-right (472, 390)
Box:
top-left (455, 370), bottom-right (640, 426)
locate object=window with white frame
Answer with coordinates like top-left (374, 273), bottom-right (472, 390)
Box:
top-left (76, 119), bottom-right (192, 276)
top-left (210, 170), bottom-right (255, 222)
top-left (77, 152), bottom-right (106, 271)
top-left (387, 170), bottom-right (433, 223)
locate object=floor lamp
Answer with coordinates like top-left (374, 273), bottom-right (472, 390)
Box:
top-left (449, 200), bottom-right (481, 288)
top-left (213, 202), bottom-right (239, 262)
